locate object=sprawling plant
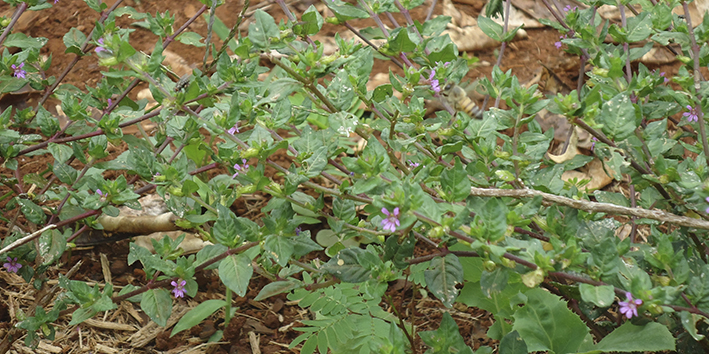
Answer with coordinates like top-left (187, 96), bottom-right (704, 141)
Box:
top-left (2, 0), bottom-right (709, 352)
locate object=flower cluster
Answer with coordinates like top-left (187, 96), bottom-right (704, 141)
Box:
top-left (428, 70), bottom-right (440, 94)
top-left (232, 159), bottom-right (250, 178)
top-left (381, 207), bottom-right (400, 232)
top-left (95, 38), bottom-right (108, 53)
top-left (683, 105), bottom-right (700, 123)
top-left (555, 35), bottom-right (567, 50)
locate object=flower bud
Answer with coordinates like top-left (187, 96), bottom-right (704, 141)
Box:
top-left (483, 260), bottom-right (496, 272)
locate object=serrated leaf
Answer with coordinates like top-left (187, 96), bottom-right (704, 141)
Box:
top-left (218, 254), bottom-right (253, 297)
top-left (141, 288), bottom-right (172, 327)
top-left (512, 288), bottom-right (588, 353)
top-left (425, 254), bottom-right (464, 307)
top-left (171, 299), bottom-right (225, 337)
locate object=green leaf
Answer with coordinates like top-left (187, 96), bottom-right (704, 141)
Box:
top-left (63, 27), bottom-right (87, 53)
top-left (419, 312), bottom-right (474, 354)
top-left (579, 284), bottom-right (615, 307)
top-left (499, 331), bottom-right (527, 354)
top-left (218, 254), bottom-right (253, 297)
top-left (141, 288), bottom-right (172, 327)
top-left (480, 267), bottom-right (508, 298)
top-left (254, 279), bottom-right (303, 301)
top-left (297, 5), bottom-right (324, 36)
top-left (0, 77), bottom-right (29, 93)
top-left (600, 93), bottom-right (636, 141)
top-left (17, 199), bottom-right (46, 225)
top-left (53, 162), bottom-right (78, 184)
top-left (4, 33), bottom-right (48, 49)
top-left (512, 288), bottom-right (588, 353)
top-left (477, 16), bottom-right (503, 42)
top-left (38, 229), bottom-right (67, 266)
top-left (170, 299), bottom-right (225, 337)
top-left (387, 29), bottom-right (416, 54)
top-left (249, 10), bottom-right (279, 49)
top-left (213, 204), bottom-right (240, 247)
top-left (626, 12), bottom-right (652, 42)
top-left (326, 1), bottom-right (369, 21)
top-left (264, 235), bottom-right (294, 267)
top-left (322, 248), bottom-right (371, 283)
top-left (440, 157), bottom-right (471, 202)
top-left (594, 322), bottom-right (675, 352)
top-left (176, 32), bottom-right (205, 47)
top-left (425, 254), bottom-right (464, 307)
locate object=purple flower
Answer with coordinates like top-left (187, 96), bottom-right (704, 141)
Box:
top-left (683, 105), bottom-right (700, 123)
top-left (227, 123), bottom-right (239, 135)
top-left (428, 70), bottom-right (441, 94)
top-left (381, 207), bottom-right (400, 232)
top-left (95, 38), bottom-right (107, 53)
top-left (171, 279), bottom-right (187, 298)
top-left (96, 189), bottom-right (106, 197)
top-left (295, 226), bottom-right (301, 236)
top-left (590, 137), bottom-right (598, 151)
top-left (408, 160), bottom-right (420, 168)
top-left (232, 159), bottom-right (249, 178)
top-left (705, 196), bottom-right (709, 214)
top-left (3, 257), bottom-right (21, 273)
top-left (555, 35), bottom-right (566, 50)
top-left (618, 292), bottom-right (642, 319)
top-left (659, 72), bottom-right (669, 84)
top-left (563, 5), bottom-right (577, 12)
top-left (11, 62), bottom-right (26, 79)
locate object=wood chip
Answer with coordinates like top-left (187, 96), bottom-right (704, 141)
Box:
top-left (83, 318), bottom-right (136, 331)
top-left (248, 332), bottom-right (261, 354)
top-left (38, 341), bottom-right (62, 353)
top-left (94, 343), bottom-right (119, 354)
top-left (129, 306), bottom-right (190, 348)
top-left (100, 253), bottom-right (111, 286)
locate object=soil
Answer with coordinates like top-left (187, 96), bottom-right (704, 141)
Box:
top-left (0, 0), bottom-right (684, 353)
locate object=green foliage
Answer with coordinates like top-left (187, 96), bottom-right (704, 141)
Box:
top-left (2, 0), bottom-right (709, 352)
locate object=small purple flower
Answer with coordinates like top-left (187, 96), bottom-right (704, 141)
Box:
top-left (11, 62), bottom-right (26, 79)
top-left (95, 38), bottom-right (107, 53)
top-left (171, 279), bottom-right (187, 298)
top-left (590, 137), bottom-right (598, 151)
top-left (555, 35), bottom-right (566, 50)
top-left (618, 292), bottom-right (642, 319)
top-left (96, 189), bottom-right (106, 197)
top-left (295, 226), bottom-right (301, 236)
top-left (683, 105), bottom-right (700, 123)
top-left (232, 159), bottom-right (249, 178)
top-left (705, 196), bottom-right (709, 214)
top-left (3, 257), bottom-right (21, 273)
top-left (408, 160), bottom-right (420, 168)
top-left (54, 0), bottom-right (59, 3)
top-left (428, 70), bottom-right (441, 94)
top-left (381, 207), bottom-right (400, 232)
top-left (227, 123), bottom-right (239, 135)
top-left (659, 72), bottom-right (669, 84)
top-left (563, 5), bottom-right (577, 12)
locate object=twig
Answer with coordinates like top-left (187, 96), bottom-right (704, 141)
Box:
top-left (469, 186), bottom-right (709, 230)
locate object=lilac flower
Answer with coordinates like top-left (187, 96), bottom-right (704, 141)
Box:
top-left (96, 189), bottom-right (106, 197)
top-left (563, 5), bottom-right (577, 12)
top-left (683, 105), bottom-right (699, 123)
top-left (232, 159), bottom-right (249, 178)
top-left (590, 137), bottom-right (598, 151)
top-left (660, 72), bottom-right (669, 84)
top-left (295, 226), bottom-right (301, 236)
top-left (705, 196), bottom-right (709, 214)
top-left (428, 70), bottom-right (441, 94)
top-left (95, 38), bottom-right (107, 53)
top-left (3, 257), bottom-right (21, 273)
top-left (381, 207), bottom-right (400, 232)
top-left (555, 35), bottom-right (566, 50)
top-left (11, 62), bottom-right (26, 79)
top-left (171, 279), bottom-right (187, 298)
top-left (408, 160), bottom-right (420, 168)
top-left (227, 123), bottom-right (239, 135)
top-left (618, 292), bottom-right (643, 319)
